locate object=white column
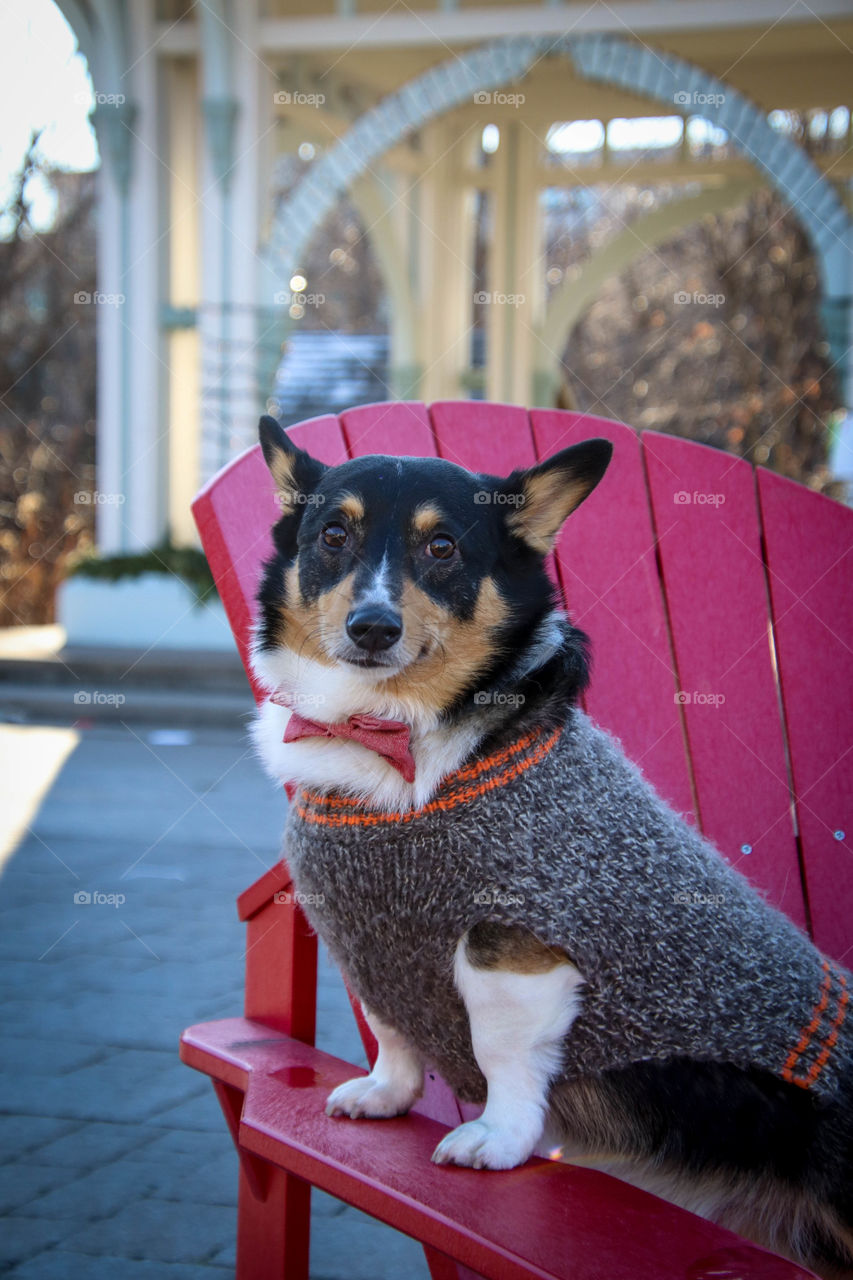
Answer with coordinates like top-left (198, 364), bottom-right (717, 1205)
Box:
top-left (415, 121), bottom-right (477, 402)
top-left (486, 120), bottom-right (544, 406)
top-left (122, 0), bottom-right (163, 548)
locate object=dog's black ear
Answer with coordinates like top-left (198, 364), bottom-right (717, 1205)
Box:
top-left (259, 415), bottom-right (326, 509)
top-left (504, 439), bottom-right (612, 554)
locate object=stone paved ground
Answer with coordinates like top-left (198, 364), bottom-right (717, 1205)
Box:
top-left (0, 720), bottom-right (429, 1279)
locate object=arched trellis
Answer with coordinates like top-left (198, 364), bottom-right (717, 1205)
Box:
top-left (268, 32), bottom-right (851, 299)
top-left (267, 34), bottom-right (852, 406)
top-left (533, 177), bottom-right (763, 397)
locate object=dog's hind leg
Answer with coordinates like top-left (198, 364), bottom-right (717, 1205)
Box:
top-left (432, 923), bottom-right (584, 1170)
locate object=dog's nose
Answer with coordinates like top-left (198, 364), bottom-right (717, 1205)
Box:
top-left (346, 606), bottom-right (403, 653)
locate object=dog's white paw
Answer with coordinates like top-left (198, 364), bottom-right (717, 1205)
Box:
top-left (325, 1074), bottom-right (418, 1120)
top-left (431, 1119), bottom-right (534, 1170)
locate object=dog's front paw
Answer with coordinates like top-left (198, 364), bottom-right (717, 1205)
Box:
top-left (431, 1119), bottom-right (534, 1170)
top-left (325, 1074), bottom-right (419, 1120)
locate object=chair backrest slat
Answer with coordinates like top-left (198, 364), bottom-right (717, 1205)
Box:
top-left (758, 468), bottom-right (853, 960)
top-left (531, 411), bottom-right (696, 821)
top-left (340, 401), bottom-right (437, 457)
top-left (429, 400), bottom-right (536, 473)
top-left (643, 432), bottom-right (807, 928)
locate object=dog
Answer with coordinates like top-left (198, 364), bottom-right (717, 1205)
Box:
top-left (251, 413), bottom-right (853, 1278)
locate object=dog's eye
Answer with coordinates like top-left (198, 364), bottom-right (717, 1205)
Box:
top-left (426, 535), bottom-right (456, 560)
top-left (322, 523), bottom-right (348, 548)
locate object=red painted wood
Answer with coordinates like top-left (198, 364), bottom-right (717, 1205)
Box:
top-left (340, 400), bottom-right (437, 457)
top-left (429, 401), bottom-right (536, 474)
top-left (285, 413), bottom-right (351, 466)
top-left (530, 411), bottom-right (695, 819)
top-left (235, 1158), bottom-right (311, 1280)
top-left (642, 433), bottom-right (806, 927)
top-left (237, 860), bottom-right (292, 922)
top-left (758, 469), bottom-right (853, 960)
top-left (243, 892), bottom-right (317, 1043)
top-left (181, 1019), bottom-right (816, 1280)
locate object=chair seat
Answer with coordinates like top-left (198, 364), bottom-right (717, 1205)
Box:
top-left (180, 1017), bottom-right (812, 1280)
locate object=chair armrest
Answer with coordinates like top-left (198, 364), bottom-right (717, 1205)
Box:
top-left (181, 1018), bottom-right (817, 1280)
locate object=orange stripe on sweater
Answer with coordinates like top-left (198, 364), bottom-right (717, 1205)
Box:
top-left (300, 727), bottom-right (544, 810)
top-left (781, 962), bottom-right (849, 1090)
top-left (781, 960), bottom-right (832, 1083)
top-left (294, 727), bottom-right (561, 828)
top-left (801, 976), bottom-right (849, 1088)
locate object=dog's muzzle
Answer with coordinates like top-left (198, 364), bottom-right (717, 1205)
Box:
top-left (345, 605), bottom-right (403, 655)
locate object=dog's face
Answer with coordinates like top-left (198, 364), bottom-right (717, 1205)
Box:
top-left (256, 416), bottom-right (611, 716)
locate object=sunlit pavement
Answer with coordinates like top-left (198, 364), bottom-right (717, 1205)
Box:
top-left (0, 720), bottom-right (427, 1279)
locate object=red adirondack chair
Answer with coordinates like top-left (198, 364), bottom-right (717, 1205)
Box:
top-left (180, 401), bottom-right (853, 1280)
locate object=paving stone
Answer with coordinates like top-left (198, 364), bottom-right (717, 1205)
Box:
top-left (0, 1115), bottom-right (80, 1160)
top-left (33, 1121), bottom-right (175, 1169)
top-left (310, 1201), bottom-right (429, 1280)
top-left (0, 1218), bottom-right (75, 1270)
top-left (0, 1036), bottom-right (111, 1076)
top-left (8, 1253), bottom-right (233, 1279)
top-left (11, 1158), bottom-right (150, 1222)
top-left (0, 1165), bottom-right (68, 1214)
top-left (60, 1198), bottom-right (235, 1264)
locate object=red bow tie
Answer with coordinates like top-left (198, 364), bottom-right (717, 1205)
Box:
top-left (272, 695), bottom-right (416, 784)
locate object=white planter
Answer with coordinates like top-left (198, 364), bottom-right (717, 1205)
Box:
top-left (57, 573), bottom-right (236, 651)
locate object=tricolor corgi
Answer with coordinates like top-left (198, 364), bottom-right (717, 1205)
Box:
top-left (251, 413), bottom-right (853, 1279)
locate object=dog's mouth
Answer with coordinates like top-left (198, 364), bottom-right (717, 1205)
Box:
top-left (335, 639), bottom-right (433, 673)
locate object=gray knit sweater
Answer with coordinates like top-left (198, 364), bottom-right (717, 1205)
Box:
top-left (285, 709), bottom-right (852, 1104)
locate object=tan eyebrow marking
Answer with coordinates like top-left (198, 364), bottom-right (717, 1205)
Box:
top-left (338, 493), bottom-right (365, 522)
top-left (412, 502), bottom-right (444, 535)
